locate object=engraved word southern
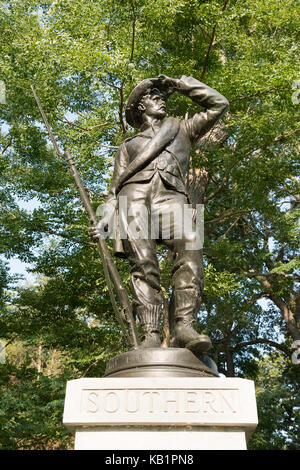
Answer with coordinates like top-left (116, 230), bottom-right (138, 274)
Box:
top-left (81, 387), bottom-right (239, 422)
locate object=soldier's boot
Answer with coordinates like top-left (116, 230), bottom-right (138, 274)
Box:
top-left (136, 305), bottom-right (161, 348)
top-left (172, 289), bottom-right (211, 353)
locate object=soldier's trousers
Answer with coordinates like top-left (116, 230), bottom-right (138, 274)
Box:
top-left (118, 172), bottom-right (204, 321)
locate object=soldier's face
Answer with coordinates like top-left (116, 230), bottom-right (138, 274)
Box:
top-left (139, 91), bottom-right (166, 120)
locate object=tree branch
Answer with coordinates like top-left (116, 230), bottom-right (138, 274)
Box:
top-left (129, 0), bottom-right (137, 63)
top-left (61, 118), bottom-right (116, 132)
top-left (203, 129), bottom-right (299, 203)
top-left (1, 139), bottom-right (12, 156)
top-left (0, 335), bottom-right (19, 354)
top-left (200, 23), bottom-right (217, 80)
top-left (203, 172), bottom-right (229, 203)
top-left (35, 227), bottom-right (96, 247)
top-left (119, 79), bottom-right (126, 133)
top-left (223, 216), bottom-right (240, 236)
top-left (195, 22), bottom-right (211, 40)
top-left (246, 292), bottom-right (269, 306)
top-left (255, 276), bottom-right (300, 341)
top-left (231, 87), bottom-right (276, 102)
top-left (0, 205), bottom-right (96, 247)
top-left (242, 129), bottom-right (300, 161)
top-left (59, 118), bottom-right (118, 149)
top-left (98, 77), bottom-right (121, 90)
top-left (230, 338), bottom-right (290, 356)
top-left (205, 209), bottom-right (256, 224)
top-left (80, 353), bottom-right (104, 378)
top-left (0, 204), bottom-right (17, 219)
top-left (243, 270), bottom-right (300, 281)
top-left (200, 0), bottom-right (229, 79)
top-left (73, 109), bottom-right (88, 120)
top-left (80, 344), bottom-right (126, 377)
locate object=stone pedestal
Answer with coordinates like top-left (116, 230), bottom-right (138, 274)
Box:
top-left (63, 377), bottom-right (258, 450)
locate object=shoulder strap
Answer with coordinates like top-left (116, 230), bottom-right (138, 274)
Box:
top-left (116, 117), bottom-right (180, 193)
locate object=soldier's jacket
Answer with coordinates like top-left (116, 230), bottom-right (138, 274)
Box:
top-left (107, 76), bottom-right (229, 204)
top-left (105, 76), bottom-right (229, 256)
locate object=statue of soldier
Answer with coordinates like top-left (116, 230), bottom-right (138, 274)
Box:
top-left (90, 75), bottom-right (229, 354)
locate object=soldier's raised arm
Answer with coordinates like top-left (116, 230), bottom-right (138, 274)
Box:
top-left (158, 74), bottom-right (229, 143)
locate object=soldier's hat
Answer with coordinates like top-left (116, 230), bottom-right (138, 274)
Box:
top-left (125, 77), bottom-right (170, 129)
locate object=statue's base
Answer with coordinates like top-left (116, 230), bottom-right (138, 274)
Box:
top-left (104, 347), bottom-right (218, 378)
top-left (63, 376), bottom-right (258, 450)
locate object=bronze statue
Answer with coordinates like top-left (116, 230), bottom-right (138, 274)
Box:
top-left (90, 75), bottom-right (229, 356)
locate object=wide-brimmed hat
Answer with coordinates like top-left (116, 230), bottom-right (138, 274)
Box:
top-left (125, 77), bottom-right (170, 128)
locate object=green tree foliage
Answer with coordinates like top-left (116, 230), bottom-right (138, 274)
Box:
top-left (249, 352), bottom-right (300, 450)
top-left (0, 0), bottom-right (299, 449)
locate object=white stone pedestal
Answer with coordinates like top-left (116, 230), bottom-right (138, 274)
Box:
top-left (63, 377), bottom-right (258, 450)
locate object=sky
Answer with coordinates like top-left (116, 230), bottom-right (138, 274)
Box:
top-left (2, 198), bottom-right (40, 287)
top-left (6, 257), bottom-right (36, 286)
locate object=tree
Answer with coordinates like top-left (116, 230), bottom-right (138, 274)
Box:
top-left (249, 351), bottom-right (300, 450)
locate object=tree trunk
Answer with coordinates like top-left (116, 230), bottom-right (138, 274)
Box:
top-left (37, 344), bottom-right (43, 379)
top-left (225, 346), bottom-right (235, 377)
top-left (161, 296), bottom-right (170, 348)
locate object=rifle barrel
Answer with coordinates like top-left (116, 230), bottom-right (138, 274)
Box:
top-left (31, 86), bottom-right (138, 348)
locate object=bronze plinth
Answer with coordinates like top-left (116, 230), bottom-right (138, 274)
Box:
top-left (104, 348), bottom-right (218, 378)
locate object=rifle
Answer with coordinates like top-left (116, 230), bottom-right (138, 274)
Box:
top-left (31, 85), bottom-right (139, 349)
